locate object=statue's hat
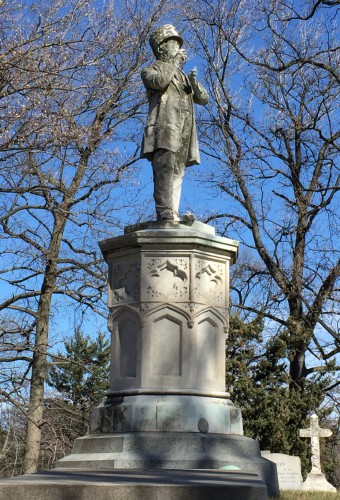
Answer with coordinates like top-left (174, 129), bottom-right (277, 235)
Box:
top-left (149, 25), bottom-right (183, 54)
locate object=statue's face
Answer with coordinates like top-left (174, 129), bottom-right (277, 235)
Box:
top-left (158, 38), bottom-right (180, 60)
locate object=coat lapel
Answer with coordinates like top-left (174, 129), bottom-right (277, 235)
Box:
top-left (172, 72), bottom-right (182, 94)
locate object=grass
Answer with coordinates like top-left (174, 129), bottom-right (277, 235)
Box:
top-left (270, 491), bottom-right (339, 499)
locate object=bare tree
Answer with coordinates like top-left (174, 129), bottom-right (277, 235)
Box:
top-left (0, 404), bottom-right (26, 478)
top-left (0, 0), bottom-right (167, 473)
top-left (182, 0), bottom-right (339, 391)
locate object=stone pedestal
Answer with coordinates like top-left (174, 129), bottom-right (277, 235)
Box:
top-left (55, 221), bottom-right (279, 498)
top-left (302, 471), bottom-right (337, 492)
top-left (92, 220), bottom-right (242, 437)
top-left (102, 220), bottom-right (237, 400)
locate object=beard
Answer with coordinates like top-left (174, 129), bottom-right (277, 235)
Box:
top-left (159, 48), bottom-right (187, 67)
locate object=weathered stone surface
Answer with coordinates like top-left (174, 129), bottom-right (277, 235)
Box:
top-left (0, 469), bottom-right (268, 500)
top-left (299, 413), bottom-right (336, 492)
top-left (90, 395), bottom-right (242, 435)
top-left (261, 451), bottom-right (303, 490)
top-left (302, 472), bottom-right (337, 492)
top-left (99, 221), bottom-right (238, 398)
top-left (55, 432), bottom-right (279, 498)
top-left (55, 221), bottom-right (279, 498)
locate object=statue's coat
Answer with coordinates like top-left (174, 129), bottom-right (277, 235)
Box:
top-left (141, 60), bottom-right (208, 166)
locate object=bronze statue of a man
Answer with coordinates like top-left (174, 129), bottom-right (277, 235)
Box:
top-left (141, 25), bottom-right (208, 221)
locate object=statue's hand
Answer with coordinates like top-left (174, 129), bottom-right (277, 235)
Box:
top-left (188, 67), bottom-right (198, 84)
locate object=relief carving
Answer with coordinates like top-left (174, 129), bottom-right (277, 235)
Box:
top-left (111, 260), bottom-right (140, 303)
top-left (113, 287), bottom-right (128, 302)
top-left (140, 302), bottom-right (153, 313)
top-left (146, 258), bottom-right (189, 300)
top-left (182, 302), bottom-right (199, 314)
top-left (195, 260), bottom-right (224, 303)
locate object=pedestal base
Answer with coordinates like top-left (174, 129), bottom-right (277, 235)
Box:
top-left (55, 432), bottom-right (279, 497)
top-left (91, 395), bottom-right (243, 435)
top-left (0, 469), bottom-right (268, 500)
top-left (302, 471), bottom-right (337, 491)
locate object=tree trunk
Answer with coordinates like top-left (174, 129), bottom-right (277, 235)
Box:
top-left (287, 314), bottom-right (309, 390)
top-left (23, 289), bottom-right (53, 473)
top-left (23, 218), bottom-right (66, 473)
top-left (289, 349), bottom-right (307, 388)
top-left (23, 158), bottom-right (88, 472)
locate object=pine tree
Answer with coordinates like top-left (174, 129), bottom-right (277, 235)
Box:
top-left (226, 314), bottom-right (333, 478)
top-left (48, 329), bottom-right (110, 412)
top-left (29, 330), bottom-right (112, 470)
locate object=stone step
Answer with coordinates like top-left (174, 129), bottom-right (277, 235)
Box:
top-left (0, 469), bottom-right (268, 500)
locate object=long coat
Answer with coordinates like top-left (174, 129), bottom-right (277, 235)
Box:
top-left (141, 60), bottom-right (208, 166)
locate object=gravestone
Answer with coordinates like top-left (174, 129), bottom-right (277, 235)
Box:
top-left (299, 413), bottom-right (336, 492)
top-left (261, 451), bottom-right (303, 490)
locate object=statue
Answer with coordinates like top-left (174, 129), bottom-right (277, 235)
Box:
top-left (141, 25), bottom-right (209, 221)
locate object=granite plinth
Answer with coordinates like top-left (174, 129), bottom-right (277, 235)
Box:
top-left (55, 432), bottom-right (279, 497)
top-left (0, 469), bottom-right (268, 500)
top-left (101, 220), bottom-right (239, 260)
top-left (124, 219), bottom-right (217, 235)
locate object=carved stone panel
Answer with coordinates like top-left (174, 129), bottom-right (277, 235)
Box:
top-left (152, 315), bottom-right (182, 376)
top-left (109, 308), bottom-right (141, 391)
top-left (119, 317), bottom-right (138, 378)
top-left (144, 257), bottom-right (189, 301)
top-left (194, 259), bottom-right (225, 305)
top-left (110, 259), bottom-right (140, 305)
top-left (197, 318), bottom-right (218, 381)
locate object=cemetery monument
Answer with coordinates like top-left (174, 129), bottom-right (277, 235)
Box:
top-left (0, 24), bottom-right (280, 500)
top-left (299, 413), bottom-right (336, 492)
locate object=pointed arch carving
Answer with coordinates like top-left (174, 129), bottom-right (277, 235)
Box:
top-left (110, 306), bottom-right (141, 382)
top-left (195, 307), bottom-right (228, 328)
top-left (143, 302), bottom-right (191, 322)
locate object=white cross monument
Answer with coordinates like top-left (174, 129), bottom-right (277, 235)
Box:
top-left (299, 413), bottom-right (336, 492)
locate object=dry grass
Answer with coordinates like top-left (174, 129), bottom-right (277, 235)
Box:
top-left (271, 491), bottom-right (339, 499)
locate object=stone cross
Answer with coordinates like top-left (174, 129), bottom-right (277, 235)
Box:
top-left (299, 414), bottom-right (332, 472)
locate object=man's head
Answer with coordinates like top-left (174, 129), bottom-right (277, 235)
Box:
top-left (149, 25), bottom-right (183, 61)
